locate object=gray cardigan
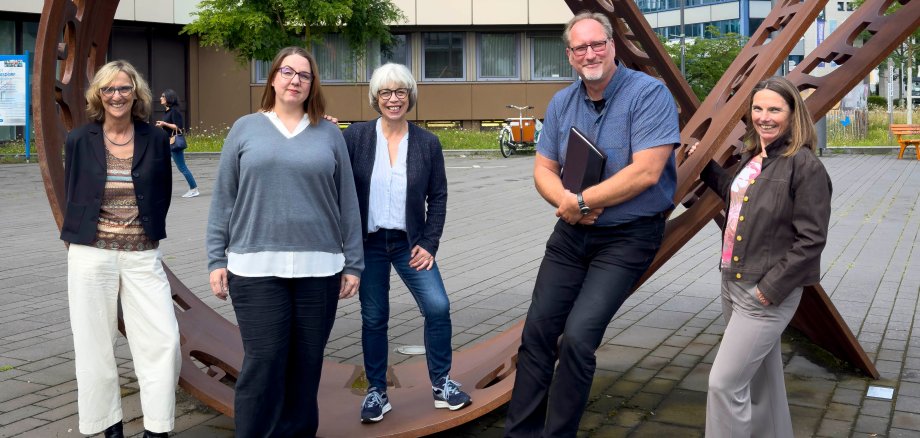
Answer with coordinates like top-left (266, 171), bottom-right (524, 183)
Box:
top-left (206, 113), bottom-right (364, 276)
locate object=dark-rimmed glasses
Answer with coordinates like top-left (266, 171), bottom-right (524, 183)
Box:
top-left (100, 86), bottom-right (135, 97)
top-left (378, 88), bottom-right (409, 100)
top-left (569, 40), bottom-right (609, 57)
top-left (278, 66), bottom-right (314, 83)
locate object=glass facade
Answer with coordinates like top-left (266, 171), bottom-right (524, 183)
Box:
top-left (478, 33), bottom-right (519, 80)
top-left (314, 33), bottom-right (356, 82)
top-left (366, 34), bottom-right (410, 77)
top-left (423, 32), bottom-right (466, 81)
top-left (531, 36), bottom-right (573, 80)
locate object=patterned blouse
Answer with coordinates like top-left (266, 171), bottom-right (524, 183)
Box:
top-left (90, 150), bottom-right (158, 251)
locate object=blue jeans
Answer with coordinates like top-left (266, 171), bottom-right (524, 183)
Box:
top-left (360, 229), bottom-right (453, 390)
top-left (227, 272), bottom-right (340, 438)
top-left (170, 150), bottom-right (197, 189)
top-left (505, 215), bottom-right (665, 438)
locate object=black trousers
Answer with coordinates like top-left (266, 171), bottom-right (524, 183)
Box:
top-left (505, 215), bottom-right (664, 437)
top-left (228, 272), bottom-right (340, 438)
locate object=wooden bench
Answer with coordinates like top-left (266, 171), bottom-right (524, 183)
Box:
top-left (890, 124), bottom-right (920, 160)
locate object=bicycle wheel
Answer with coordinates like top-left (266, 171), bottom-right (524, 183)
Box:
top-left (499, 128), bottom-right (515, 158)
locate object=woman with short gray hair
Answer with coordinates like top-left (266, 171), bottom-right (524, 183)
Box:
top-left (344, 62), bottom-right (471, 424)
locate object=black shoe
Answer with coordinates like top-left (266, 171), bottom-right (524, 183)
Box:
top-left (143, 431), bottom-right (169, 438)
top-left (103, 421), bottom-right (124, 438)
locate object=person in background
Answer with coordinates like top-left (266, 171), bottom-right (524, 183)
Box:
top-left (155, 88), bottom-right (199, 198)
top-left (343, 62), bottom-right (471, 425)
top-left (688, 76), bottom-right (832, 437)
top-left (206, 46), bottom-right (363, 438)
top-left (62, 60), bottom-right (179, 438)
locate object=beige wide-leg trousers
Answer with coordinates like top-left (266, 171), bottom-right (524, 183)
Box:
top-left (706, 279), bottom-right (803, 438)
top-left (67, 244), bottom-right (181, 435)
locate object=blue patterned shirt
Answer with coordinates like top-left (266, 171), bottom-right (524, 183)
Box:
top-left (537, 64), bottom-right (681, 226)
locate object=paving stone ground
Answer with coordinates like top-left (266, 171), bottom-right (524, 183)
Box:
top-left (0, 153), bottom-right (918, 437)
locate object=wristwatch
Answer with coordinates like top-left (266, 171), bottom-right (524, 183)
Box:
top-left (576, 193), bottom-right (590, 215)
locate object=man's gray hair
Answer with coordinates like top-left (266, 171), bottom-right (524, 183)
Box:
top-left (563, 11), bottom-right (614, 47)
top-left (368, 63), bottom-right (418, 114)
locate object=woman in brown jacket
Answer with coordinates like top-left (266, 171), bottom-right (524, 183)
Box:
top-left (690, 76), bottom-right (833, 437)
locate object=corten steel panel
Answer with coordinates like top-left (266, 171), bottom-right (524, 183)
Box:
top-left (471, 83), bottom-right (529, 120)
top-left (196, 47), bottom-right (250, 129)
top-left (416, 84), bottom-right (473, 120)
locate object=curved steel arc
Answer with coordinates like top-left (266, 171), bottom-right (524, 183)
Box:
top-left (35, 0), bottom-right (917, 433)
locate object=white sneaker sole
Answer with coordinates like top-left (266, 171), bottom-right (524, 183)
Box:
top-left (434, 399), bottom-right (472, 411)
top-left (361, 402), bottom-right (391, 423)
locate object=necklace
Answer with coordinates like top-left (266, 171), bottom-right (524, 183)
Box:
top-left (103, 128), bottom-right (134, 146)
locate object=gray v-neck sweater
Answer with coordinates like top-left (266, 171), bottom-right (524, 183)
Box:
top-left (206, 113), bottom-right (363, 276)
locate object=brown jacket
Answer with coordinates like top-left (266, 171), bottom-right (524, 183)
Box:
top-left (700, 137), bottom-right (832, 304)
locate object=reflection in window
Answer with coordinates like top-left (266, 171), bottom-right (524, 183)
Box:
top-left (531, 36), bottom-right (573, 80)
top-left (423, 32), bottom-right (465, 80)
top-left (367, 34), bottom-right (409, 77)
top-left (314, 33), bottom-right (356, 82)
top-left (479, 33), bottom-right (518, 80)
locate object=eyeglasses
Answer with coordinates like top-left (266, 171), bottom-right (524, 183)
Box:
top-left (100, 86), bottom-right (135, 97)
top-left (278, 66), bottom-right (314, 83)
top-left (378, 88), bottom-right (409, 100)
top-left (569, 40), bottom-right (609, 57)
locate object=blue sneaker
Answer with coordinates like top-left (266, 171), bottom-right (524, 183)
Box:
top-left (360, 387), bottom-right (391, 423)
top-left (432, 376), bottom-right (472, 410)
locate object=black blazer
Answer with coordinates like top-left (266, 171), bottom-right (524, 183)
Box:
top-left (61, 121), bottom-right (173, 244)
top-left (343, 120), bottom-right (448, 256)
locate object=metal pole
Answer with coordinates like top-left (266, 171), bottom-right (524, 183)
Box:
top-left (889, 58), bottom-right (895, 141)
top-left (680, 0), bottom-right (686, 76)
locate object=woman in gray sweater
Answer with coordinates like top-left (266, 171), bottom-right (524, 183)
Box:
top-left (206, 46), bottom-right (363, 437)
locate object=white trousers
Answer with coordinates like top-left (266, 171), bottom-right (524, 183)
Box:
top-left (706, 280), bottom-right (803, 438)
top-left (67, 244), bottom-right (181, 434)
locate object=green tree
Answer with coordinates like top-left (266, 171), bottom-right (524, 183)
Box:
top-left (661, 27), bottom-right (747, 100)
top-left (183, 0), bottom-right (406, 64)
top-left (850, 0), bottom-right (919, 99)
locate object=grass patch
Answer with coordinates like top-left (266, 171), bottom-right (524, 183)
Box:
top-left (0, 365), bottom-right (14, 372)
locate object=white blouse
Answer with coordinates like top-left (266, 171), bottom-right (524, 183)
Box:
top-left (367, 118), bottom-right (409, 233)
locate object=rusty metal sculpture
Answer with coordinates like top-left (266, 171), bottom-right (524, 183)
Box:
top-left (33, 0), bottom-right (919, 434)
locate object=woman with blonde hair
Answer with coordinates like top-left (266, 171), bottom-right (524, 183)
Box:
top-left (206, 46), bottom-right (363, 437)
top-left (689, 76), bottom-right (833, 436)
top-left (62, 60), bottom-right (179, 438)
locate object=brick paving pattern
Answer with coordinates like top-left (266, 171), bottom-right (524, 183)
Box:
top-left (0, 154), bottom-right (918, 437)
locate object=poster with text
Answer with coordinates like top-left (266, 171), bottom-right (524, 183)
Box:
top-left (0, 58), bottom-right (27, 126)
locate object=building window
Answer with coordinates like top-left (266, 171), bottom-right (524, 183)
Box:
top-left (367, 34), bottom-right (410, 77)
top-left (253, 60), bottom-right (270, 83)
top-left (423, 32), bottom-right (465, 81)
top-left (531, 36), bottom-right (573, 80)
top-left (837, 2), bottom-right (845, 10)
top-left (478, 33), bottom-right (519, 80)
top-left (314, 33), bottom-right (356, 82)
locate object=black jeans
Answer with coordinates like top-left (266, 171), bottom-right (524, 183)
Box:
top-left (228, 272), bottom-right (340, 438)
top-left (505, 215), bottom-right (665, 438)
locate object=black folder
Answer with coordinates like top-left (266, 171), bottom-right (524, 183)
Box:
top-left (561, 126), bottom-right (607, 192)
